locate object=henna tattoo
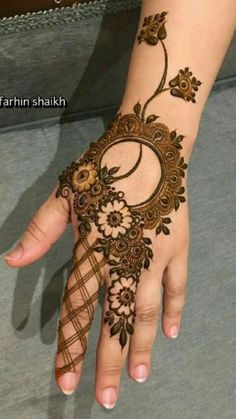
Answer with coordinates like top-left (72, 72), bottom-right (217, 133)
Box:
top-left (137, 13), bottom-right (201, 106)
top-left (137, 12), bottom-right (167, 45)
top-left (169, 67), bottom-right (202, 103)
top-left (55, 11), bottom-right (202, 377)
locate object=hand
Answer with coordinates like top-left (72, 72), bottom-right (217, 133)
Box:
top-left (5, 107), bottom-right (190, 407)
top-left (4, 10), bottom-right (200, 409)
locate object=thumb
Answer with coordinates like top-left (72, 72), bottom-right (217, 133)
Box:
top-left (4, 186), bottom-right (70, 268)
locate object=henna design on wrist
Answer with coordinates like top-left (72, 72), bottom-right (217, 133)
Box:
top-left (55, 11), bottom-right (201, 378)
top-left (137, 12), bottom-right (201, 104)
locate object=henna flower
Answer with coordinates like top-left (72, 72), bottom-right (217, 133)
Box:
top-left (137, 12), bottom-right (167, 45)
top-left (71, 162), bottom-right (98, 192)
top-left (169, 67), bottom-right (201, 103)
top-left (108, 277), bottom-right (136, 317)
top-left (97, 199), bottom-right (132, 239)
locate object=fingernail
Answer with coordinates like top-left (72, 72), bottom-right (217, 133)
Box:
top-left (4, 245), bottom-right (23, 261)
top-left (58, 372), bottom-right (77, 395)
top-left (134, 364), bottom-right (148, 383)
top-left (170, 325), bottom-right (179, 338)
top-left (102, 387), bottom-right (117, 409)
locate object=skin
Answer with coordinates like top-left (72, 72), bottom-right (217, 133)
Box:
top-left (4, 0), bottom-right (236, 410)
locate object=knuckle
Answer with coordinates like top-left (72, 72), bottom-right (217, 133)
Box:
top-left (132, 344), bottom-right (152, 355)
top-left (26, 219), bottom-right (46, 242)
top-left (164, 307), bottom-right (183, 318)
top-left (136, 304), bottom-right (159, 324)
top-left (102, 364), bottom-right (122, 376)
top-left (165, 283), bottom-right (186, 298)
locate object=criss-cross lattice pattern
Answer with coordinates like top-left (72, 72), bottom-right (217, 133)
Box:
top-left (56, 236), bottom-right (105, 378)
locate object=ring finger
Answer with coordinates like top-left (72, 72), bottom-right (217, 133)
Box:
top-left (128, 261), bottom-right (165, 383)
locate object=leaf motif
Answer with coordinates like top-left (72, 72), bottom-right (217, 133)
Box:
top-left (161, 11), bottom-right (168, 18)
top-left (126, 322), bottom-right (134, 335)
top-left (162, 225), bottom-right (170, 235)
top-left (104, 176), bottom-right (115, 184)
top-left (119, 327), bottom-right (127, 348)
top-left (170, 130), bottom-right (177, 140)
top-left (169, 76), bottom-right (179, 88)
top-left (146, 114), bottom-right (159, 123)
top-left (163, 217), bottom-right (171, 224)
top-left (174, 197), bottom-right (180, 211)
top-left (110, 318), bottom-right (122, 336)
top-left (108, 166), bottom-right (120, 175)
top-left (147, 248), bottom-right (153, 259)
top-left (144, 257), bottom-right (150, 269)
top-left (176, 135), bottom-right (184, 142)
top-left (133, 102), bottom-right (141, 116)
top-left (158, 24), bottom-right (167, 40)
top-left (104, 247), bottom-right (110, 258)
top-left (156, 224), bottom-right (162, 235)
top-left (147, 36), bottom-right (159, 45)
top-left (84, 221), bottom-right (91, 232)
top-left (178, 186), bottom-right (185, 194)
top-left (170, 88), bottom-right (184, 99)
top-left (94, 246), bottom-right (105, 253)
top-left (108, 259), bottom-right (119, 266)
top-left (100, 166), bottom-right (108, 179)
top-left (127, 120), bottom-right (134, 131)
top-left (143, 237), bottom-right (152, 245)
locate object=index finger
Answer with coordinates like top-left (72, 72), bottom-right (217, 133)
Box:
top-left (56, 232), bottom-right (106, 394)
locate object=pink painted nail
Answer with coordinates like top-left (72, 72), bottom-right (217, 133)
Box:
top-left (58, 372), bottom-right (77, 395)
top-left (102, 387), bottom-right (117, 409)
top-left (4, 245), bottom-right (23, 261)
top-left (134, 364), bottom-right (148, 383)
top-left (170, 325), bottom-right (178, 338)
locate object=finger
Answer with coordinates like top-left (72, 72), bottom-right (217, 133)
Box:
top-left (161, 253), bottom-right (188, 339)
top-left (128, 263), bottom-right (164, 383)
top-left (4, 186), bottom-right (70, 267)
top-left (56, 233), bottom-right (106, 395)
top-left (95, 276), bottom-right (136, 409)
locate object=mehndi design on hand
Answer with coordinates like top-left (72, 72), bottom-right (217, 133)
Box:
top-left (55, 11), bottom-right (201, 378)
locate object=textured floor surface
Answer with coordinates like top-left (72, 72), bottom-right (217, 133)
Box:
top-left (0, 85), bottom-right (235, 419)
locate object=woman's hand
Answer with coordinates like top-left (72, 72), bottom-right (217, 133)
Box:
top-left (6, 0), bottom-right (236, 407)
top-left (5, 105), bottom-right (191, 407)
top-left (4, 8), bottom-right (201, 408)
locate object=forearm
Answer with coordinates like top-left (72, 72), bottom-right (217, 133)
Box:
top-left (117, 0), bottom-right (236, 153)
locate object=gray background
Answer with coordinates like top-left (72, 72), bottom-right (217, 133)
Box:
top-left (0, 1), bottom-right (236, 418)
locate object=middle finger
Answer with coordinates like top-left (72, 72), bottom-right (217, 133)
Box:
top-left (95, 275), bottom-right (137, 409)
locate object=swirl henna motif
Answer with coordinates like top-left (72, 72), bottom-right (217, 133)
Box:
top-left (55, 11), bottom-right (201, 378)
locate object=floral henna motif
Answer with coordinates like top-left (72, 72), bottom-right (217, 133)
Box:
top-left (55, 11), bottom-right (202, 376)
top-left (169, 67), bottom-right (202, 103)
top-left (137, 12), bottom-right (202, 108)
top-left (137, 12), bottom-right (167, 45)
